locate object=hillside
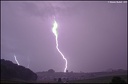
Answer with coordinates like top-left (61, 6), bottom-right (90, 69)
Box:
top-left (1, 59), bottom-right (37, 82)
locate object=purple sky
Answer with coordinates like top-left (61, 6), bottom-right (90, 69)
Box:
top-left (1, 1), bottom-right (127, 72)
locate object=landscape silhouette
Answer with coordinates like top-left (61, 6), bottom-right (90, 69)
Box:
top-left (1, 59), bottom-right (127, 83)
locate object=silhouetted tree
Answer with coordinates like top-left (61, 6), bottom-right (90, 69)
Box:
top-left (48, 69), bottom-right (55, 73)
top-left (71, 71), bottom-right (73, 73)
top-left (66, 70), bottom-right (68, 73)
top-left (109, 76), bottom-right (126, 84)
top-left (57, 78), bottom-right (62, 83)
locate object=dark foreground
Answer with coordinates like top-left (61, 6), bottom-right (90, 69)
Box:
top-left (1, 74), bottom-right (127, 83)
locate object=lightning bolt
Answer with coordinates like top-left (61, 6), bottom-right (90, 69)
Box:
top-left (52, 17), bottom-right (68, 72)
top-left (14, 54), bottom-right (20, 65)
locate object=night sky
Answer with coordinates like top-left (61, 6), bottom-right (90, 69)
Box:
top-left (1, 1), bottom-right (127, 72)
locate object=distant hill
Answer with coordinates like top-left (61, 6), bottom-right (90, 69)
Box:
top-left (1, 59), bottom-right (37, 81)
